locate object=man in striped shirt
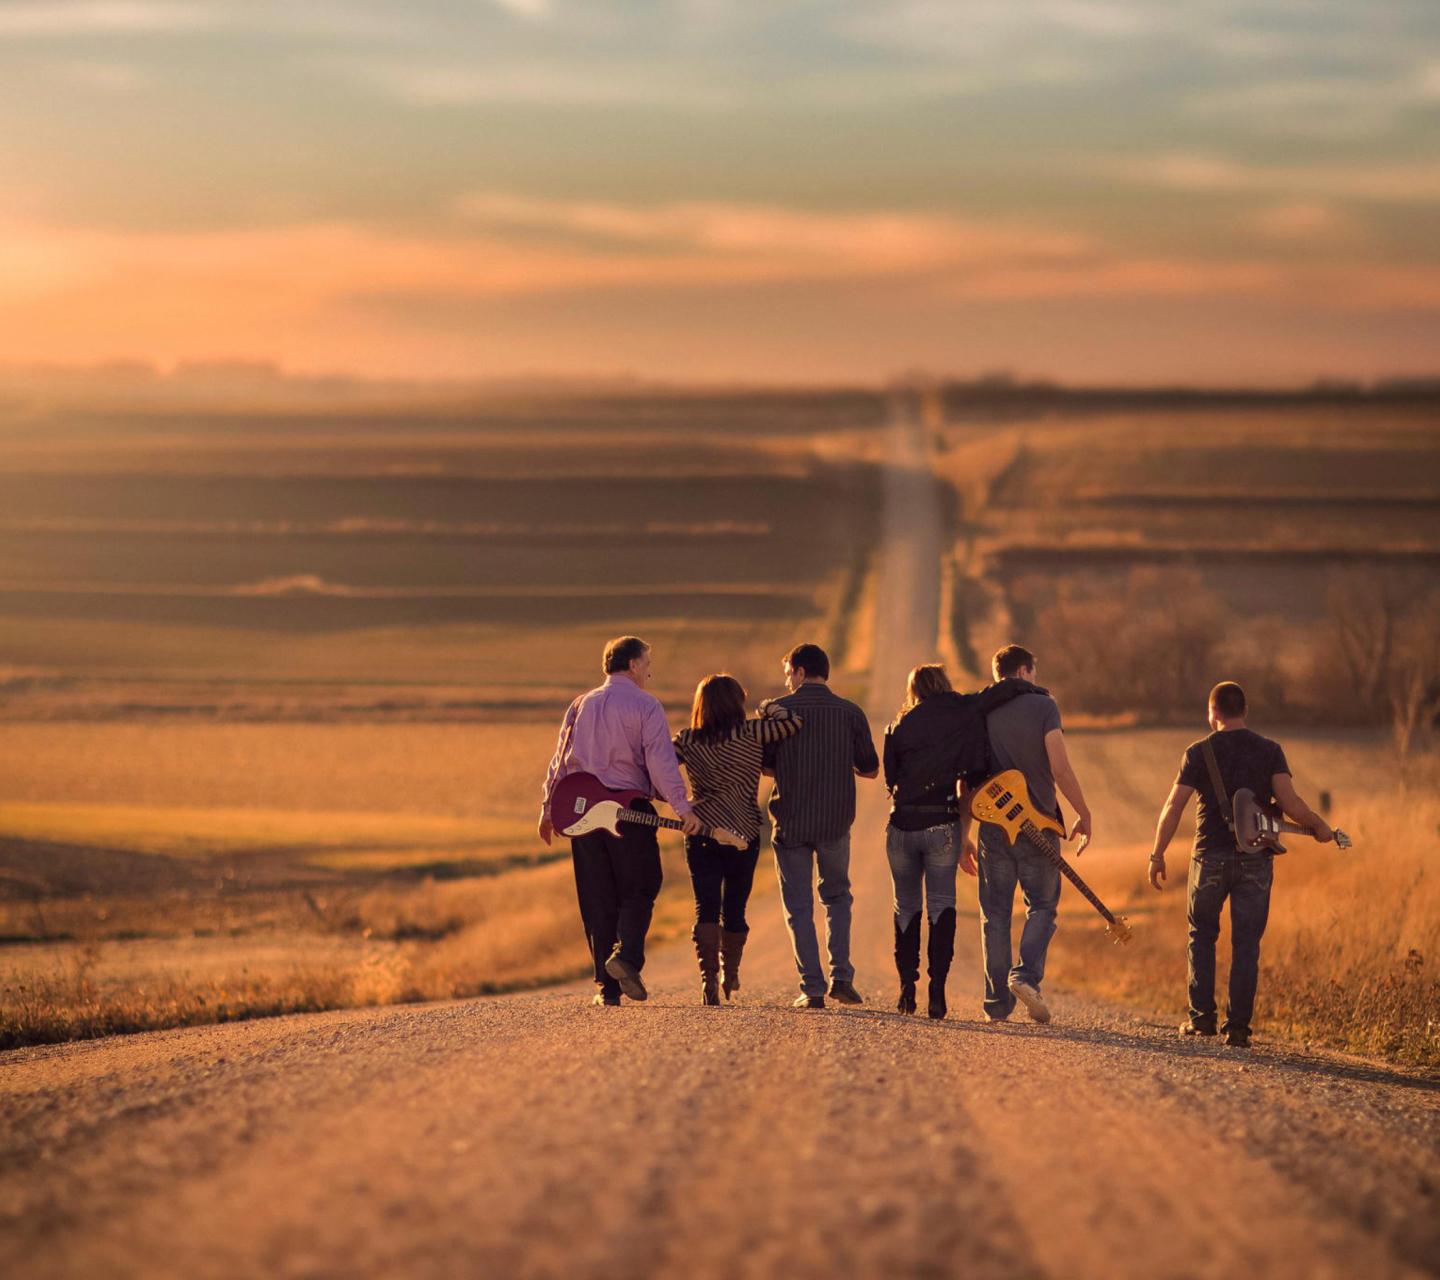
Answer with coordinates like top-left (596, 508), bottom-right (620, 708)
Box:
top-left (762, 643), bottom-right (880, 1009)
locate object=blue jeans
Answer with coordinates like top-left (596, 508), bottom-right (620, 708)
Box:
top-left (976, 822), bottom-right (1061, 1019)
top-left (885, 823), bottom-right (959, 928)
top-left (774, 835), bottom-right (853, 997)
top-left (1187, 855), bottom-right (1273, 1034)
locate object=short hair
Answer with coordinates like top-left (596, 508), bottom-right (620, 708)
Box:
top-left (603, 635), bottom-right (649, 675)
top-left (784, 642), bottom-right (830, 681)
top-left (992, 644), bottom-right (1036, 679)
top-left (1209, 681), bottom-right (1247, 719)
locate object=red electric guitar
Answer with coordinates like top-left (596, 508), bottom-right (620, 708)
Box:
top-left (550, 772), bottom-right (745, 847)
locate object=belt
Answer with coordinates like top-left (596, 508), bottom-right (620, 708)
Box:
top-left (894, 803), bottom-right (958, 814)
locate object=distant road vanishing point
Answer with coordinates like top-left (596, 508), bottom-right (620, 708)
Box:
top-left (3, 397), bottom-right (1439, 1280)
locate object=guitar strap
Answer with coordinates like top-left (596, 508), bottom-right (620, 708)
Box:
top-left (1200, 737), bottom-right (1242, 852)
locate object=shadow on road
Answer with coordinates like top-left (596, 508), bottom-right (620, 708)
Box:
top-left (637, 994), bottom-right (1440, 1096)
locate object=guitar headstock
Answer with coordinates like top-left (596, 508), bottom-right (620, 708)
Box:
top-left (1106, 915), bottom-right (1132, 946)
top-left (1332, 828), bottom-right (1353, 851)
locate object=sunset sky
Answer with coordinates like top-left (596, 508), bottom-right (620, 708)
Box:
top-left (2, 0), bottom-right (1438, 384)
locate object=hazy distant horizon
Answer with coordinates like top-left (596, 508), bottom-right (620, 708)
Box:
top-left (4, 357), bottom-right (1440, 405)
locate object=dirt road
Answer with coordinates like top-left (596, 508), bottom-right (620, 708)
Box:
top-left (3, 402), bottom-right (1438, 1279)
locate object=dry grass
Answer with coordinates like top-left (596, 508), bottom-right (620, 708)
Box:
top-left (0, 801), bottom-right (526, 861)
top-left (0, 835), bottom-right (702, 1053)
top-left (0, 721), bottom-right (562, 819)
top-left (0, 843), bottom-right (699, 1051)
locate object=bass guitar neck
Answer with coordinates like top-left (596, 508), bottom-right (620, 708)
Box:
top-left (1020, 819), bottom-right (1121, 928)
top-left (970, 770), bottom-right (1131, 946)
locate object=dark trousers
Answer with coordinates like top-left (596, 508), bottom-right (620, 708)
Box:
top-left (1187, 854), bottom-right (1274, 1034)
top-left (570, 804), bottom-right (663, 996)
top-left (686, 834), bottom-right (761, 932)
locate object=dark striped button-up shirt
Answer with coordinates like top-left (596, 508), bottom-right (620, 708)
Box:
top-left (762, 682), bottom-right (878, 846)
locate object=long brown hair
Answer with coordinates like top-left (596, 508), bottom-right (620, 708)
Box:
top-left (893, 663), bottom-right (952, 725)
top-left (690, 673), bottom-right (747, 744)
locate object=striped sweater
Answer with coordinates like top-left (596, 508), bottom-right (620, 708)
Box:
top-left (672, 703), bottom-right (803, 843)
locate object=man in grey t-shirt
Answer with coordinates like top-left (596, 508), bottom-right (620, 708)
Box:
top-left (977, 644), bottom-right (1094, 1025)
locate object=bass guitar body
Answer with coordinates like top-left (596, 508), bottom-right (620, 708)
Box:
top-left (971, 770), bottom-right (1132, 947)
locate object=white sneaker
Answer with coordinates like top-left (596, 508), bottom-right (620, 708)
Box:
top-left (1008, 979), bottom-right (1050, 1024)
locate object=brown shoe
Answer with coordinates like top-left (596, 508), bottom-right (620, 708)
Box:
top-left (794, 994), bottom-right (825, 1009)
top-left (827, 980), bottom-right (863, 1006)
top-left (693, 923), bottom-right (722, 1007)
top-left (720, 929), bottom-right (748, 1000)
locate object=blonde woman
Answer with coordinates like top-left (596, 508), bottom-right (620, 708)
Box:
top-left (673, 675), bottom-right (801, 1005)
top-left (882, 664), bottom-right (1043, 1017)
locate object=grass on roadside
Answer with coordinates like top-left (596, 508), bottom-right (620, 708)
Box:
top-left (0, 844), bottom-right (701, 1052)
top-left (1047, 793), bottom-right (1440, 1067)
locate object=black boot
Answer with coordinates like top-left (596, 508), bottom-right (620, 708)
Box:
top-left (894, 913), bottom-right (921, 1015)
top-left (927, 907), bottom-right (956, 1019)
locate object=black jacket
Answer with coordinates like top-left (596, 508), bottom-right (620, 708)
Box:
top-left (883, 679), bottom-right (1045, 831)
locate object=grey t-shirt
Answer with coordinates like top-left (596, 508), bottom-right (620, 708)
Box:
top-left (985, 693), bottom-right (1062, 820)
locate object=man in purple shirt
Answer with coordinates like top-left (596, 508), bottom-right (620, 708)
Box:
top-left (541, 635), bottom-right (700, 1005)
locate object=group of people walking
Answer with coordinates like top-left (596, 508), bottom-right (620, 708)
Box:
top-left (540, 634), bottom-right (1334, 1046)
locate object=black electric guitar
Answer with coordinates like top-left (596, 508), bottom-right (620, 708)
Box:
top-left (970, 770), bottom-right (1132, 946)
top-left (1233, 789), bottom-right (1352, 854)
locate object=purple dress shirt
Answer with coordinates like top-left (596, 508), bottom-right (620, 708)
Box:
top-left (542, 674), bottom-right (692, 819)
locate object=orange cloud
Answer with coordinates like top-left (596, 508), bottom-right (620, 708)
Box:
top-left (2, 196), bottom-right (1438, 373)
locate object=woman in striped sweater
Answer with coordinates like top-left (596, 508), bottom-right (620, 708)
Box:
top-left (673, 675), bottom-right (802, 1005)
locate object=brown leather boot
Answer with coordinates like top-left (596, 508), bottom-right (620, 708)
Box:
top-left (720, 929), bottom-right (748, 1000)
top-left (694, 923), bottom-right (722, 1006)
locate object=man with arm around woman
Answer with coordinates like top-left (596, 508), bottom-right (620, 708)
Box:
top-left (883, 662), bottom-right (1046, 1019)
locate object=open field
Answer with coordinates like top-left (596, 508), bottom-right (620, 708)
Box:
top-left (0, 390), bottom-right (884, 695)
top-left (0, 391), bottom-right (882, 1048)
top-left (3, 389), bottom-right (1438, 1060)
top-left (933, 400), bottom-right (1440, 719)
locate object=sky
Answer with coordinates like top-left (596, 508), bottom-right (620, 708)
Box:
top-left (1, 0), bottom-right (1438, 385)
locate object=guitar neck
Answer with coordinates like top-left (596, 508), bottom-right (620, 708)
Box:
top-left (1019, 819), bottom-right (1117, 926)
top-left (618, 808), bottom-right (709, 838)
top-left (1272, 818), bottom-right (1351, 850)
